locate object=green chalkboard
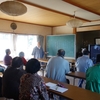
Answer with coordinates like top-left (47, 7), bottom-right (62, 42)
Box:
top-left (46, 34), bottom-right (76, 59)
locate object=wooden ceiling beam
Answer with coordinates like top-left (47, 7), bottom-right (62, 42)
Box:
top-left (63, 0), bottom-right (100, 16)
top-left (77, 25), bottom-right (100, 32)
top-left (0, 18), bottom-right (52, 27)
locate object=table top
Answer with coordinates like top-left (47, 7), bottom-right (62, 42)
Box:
top-left (38, 58), bottom-right (75, 63)
top-left (38, 58), bottom-right (49, 63)
top-left (42, 76), bottom-right (100, 100)
top-left (66, 72), bottom-right (86, 80)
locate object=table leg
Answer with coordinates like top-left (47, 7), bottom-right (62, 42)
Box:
top-left (73, 77), bottom-right (75, 85)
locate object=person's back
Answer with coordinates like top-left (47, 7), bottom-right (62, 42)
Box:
top-left (19, 58), bottom-right (49, 100)
top-left (2, 57), bottom-right (26, 100)
top-left (86, 54), bottom-right (100, 93)
top-left (75, 49), bottom-right (93, 87)
top-left (2, 67), bottom-right (25, 99)
top-left (76, 55), bottom-right (93, 72)
top-left (86, 64), bottom-right (100, 93)
top-left (46, 49), bottom-right (70, 83)
top-left (19, 51), bottom-right (27, 66)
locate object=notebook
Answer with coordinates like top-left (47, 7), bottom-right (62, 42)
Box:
top-left (46, 82), bottom-right (68, 93)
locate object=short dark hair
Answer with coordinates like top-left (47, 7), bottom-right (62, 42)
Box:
top-left (12, 57), bottom-right (23, 68)
top-left (5, 49), bottom-right (10, 55)
top-left (26, 58), bottom-right (41, 74)
top-left (96, 54), bottom-right (100, 63)
top-left (82, 49), bottom-right (89, 55)
top-left (19, 52), bottom-right (24, 57)
top-left (57, 49), bottom-right (65, 57)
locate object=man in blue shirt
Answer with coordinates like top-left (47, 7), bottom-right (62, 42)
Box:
top-left (46, 49), bottom-right (70, 83)
top-left (46, 49), bottom-right (70, 100)
top-left (32, 42), bottom-right (44, 59)
top-left (75, 49), bottom-right (93, 87)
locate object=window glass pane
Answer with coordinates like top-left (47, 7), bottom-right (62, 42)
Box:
top-left (16, 35), bottom-right (37, 59)
top-left (0, 33), bottom-right (37, 61)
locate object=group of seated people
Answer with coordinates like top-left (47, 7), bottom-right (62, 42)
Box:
top-left (75, 48), bottom-right (100, 93)
top-left (2, 57), bottom-right (49, 100)
top-left (45, 48), bottom-right (100, 95)
top-left (0, 48), bottom-right (100, 100)
top-left (3, 49), bottom-right (27, 68)
top-left (1, 49), bottom-right (69, 100)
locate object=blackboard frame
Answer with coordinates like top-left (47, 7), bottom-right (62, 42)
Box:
top-left (46, 34), bottom-right (76, 59)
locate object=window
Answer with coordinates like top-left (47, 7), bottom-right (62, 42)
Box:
top-left (0, 33), bottom-right (37, 61)
top-left (16, 35), bottom-right (37, 59)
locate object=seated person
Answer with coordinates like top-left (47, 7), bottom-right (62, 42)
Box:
top-left (46, 49), bottom-right (70, 83)
top-left (46, 49), bottom-right (70, 100)
top-left (85, 54), bottom-right (100, 93)
top-left (19, 51), bottom-right (27, 66)
top-left (2, 57), bottom-right (26, 100)
top-left (19, 58), bottom-right (49, 100)
top-left (75, 49), bottom-right (93, 87)
top-left (3, 49), bottom-right (12, 67)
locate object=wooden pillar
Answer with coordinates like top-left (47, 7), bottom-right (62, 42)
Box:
top-left (73, 28), bottom-right (77, 34)
top-left (51, 27), bottom-right (53, 35)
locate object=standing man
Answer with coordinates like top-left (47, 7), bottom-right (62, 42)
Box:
top-left (46, 49), bottom-right (70, 83)
top-left (75, 49), bottom-right (93, 87)
top-left (32, 41), bottom-right (44, 59)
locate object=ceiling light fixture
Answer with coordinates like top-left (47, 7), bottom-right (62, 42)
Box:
top-left (0, 0), bottom-right (27, 16)
top-left (66, 11), bottom-right (83, 28)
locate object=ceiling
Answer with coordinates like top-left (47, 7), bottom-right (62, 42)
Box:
top-left (0, 0), bottom-right (100, 27)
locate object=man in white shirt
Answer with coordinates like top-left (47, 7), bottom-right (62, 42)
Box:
top-left (75, 49), bottom-right (93, 87)
top-left (46, 49), bottom-right (70, 83)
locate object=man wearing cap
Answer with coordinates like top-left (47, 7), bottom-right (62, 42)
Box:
top-left (75, 49), bottom-right (93, 87)
top-left (46, 49), bottom-right (70, 83)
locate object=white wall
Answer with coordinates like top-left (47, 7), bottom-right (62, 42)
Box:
top-left (0, 19), bottom-right (74, 35)
top-left (0, 19), bottom-right (52, 36)
top-left (53, 25), bottom-right (73, 35)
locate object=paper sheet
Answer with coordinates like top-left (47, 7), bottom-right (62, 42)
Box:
top-left (46, 82), bottom-right (68, 93)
